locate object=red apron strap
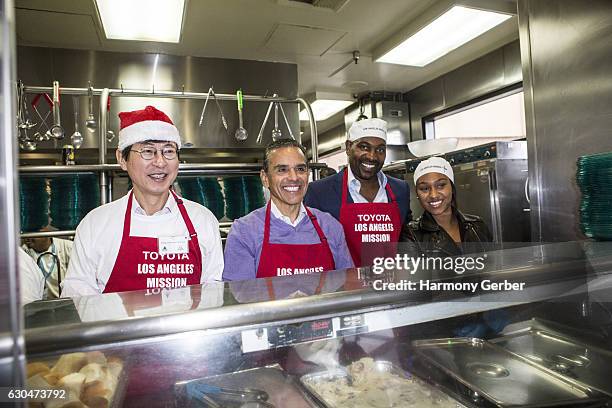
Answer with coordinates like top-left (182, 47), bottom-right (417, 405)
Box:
top-left (341, 169), bottom-right (350, 204)
top-left (385, 181), bottom-right (397, 203)
top-left (263, 201), bottom-right (273, 245)
top-left (170, 190), bottom-right (198, 238)
top-left (305, 206), bottom-right (327, 244)
top-left (122, 191), bottom-right (135, 241)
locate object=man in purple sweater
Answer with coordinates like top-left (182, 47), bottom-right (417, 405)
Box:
top-left (223, 139), bottom-right (353, 288)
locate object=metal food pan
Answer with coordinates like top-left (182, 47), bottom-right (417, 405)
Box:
top-left (300, 360), bottom-right (467, 408)
top-left (175, 364), bottom-right (317, 408)
top-left (413, 338), bottom-right (604, 408)
top-left (491, 325), bottom-right (612, 397)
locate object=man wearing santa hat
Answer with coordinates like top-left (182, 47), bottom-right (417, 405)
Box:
top-left (63, 106), bottom-right (223, 296)
top-left (304, 118), bottom-right (411, 268)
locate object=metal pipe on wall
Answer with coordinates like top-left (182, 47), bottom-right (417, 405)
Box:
top-left (297, 97), bottom-right (319, 180)
top-left (99, 88), bottom-right (109, 204)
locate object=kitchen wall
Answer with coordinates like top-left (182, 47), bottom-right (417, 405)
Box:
top-left (405, 40), bottom-right (522, 142)
top-left (17, 46), bottom-right (299, 163)
top-left (518, 0), bottom-right (612, 242)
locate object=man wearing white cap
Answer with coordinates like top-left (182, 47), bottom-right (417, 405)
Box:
top-left (63, 106), bottom-right (223, 296)
top-left (305, 118), bottom-right (411, 268)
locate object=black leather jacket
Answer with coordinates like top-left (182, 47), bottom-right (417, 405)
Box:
top-left (399, 210), bottom-right (493, 257)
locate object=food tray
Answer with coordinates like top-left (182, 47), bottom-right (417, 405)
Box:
top-left (175, 364), bottom-right (317, 408)
top-left (491, 324), bottom-right (612, 397)
top-left (413, 338), bottom-right (604, 407)
top-left (300, 359), bottom-right (467, 408)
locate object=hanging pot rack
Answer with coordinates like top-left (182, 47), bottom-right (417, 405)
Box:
top-left (19, 84), bottom-right (322, 239)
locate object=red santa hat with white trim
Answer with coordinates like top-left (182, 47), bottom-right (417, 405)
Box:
top-left (117, 106), bottom-right (181, 151)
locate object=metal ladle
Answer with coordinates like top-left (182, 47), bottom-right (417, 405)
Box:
top-left (234, 89), bottom-right (248, 141)
top-left (49, 81), bottom-right (65, 139)
top-left (71, 96), bottom-right (83, 148)
top-left (271, 102), bottom-right (282, 141)
top-left (106, 96), bottom-right (115, 142)
top-left (85, 83), bottom-right (97, 132)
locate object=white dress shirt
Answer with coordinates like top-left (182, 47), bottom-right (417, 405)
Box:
top-left (270, 200), bottom-right (307, 227)
top-left (63, 192), bottom-right (224, 297)
top-left (347, 166), bottom-right (389, 203)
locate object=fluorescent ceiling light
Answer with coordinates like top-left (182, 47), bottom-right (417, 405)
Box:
top-left (376, 5), bottom-right (511, 67)
top-left (300, 100), bottom-right (354, 122)
top-left (96, 0), bottom-right (185, 43)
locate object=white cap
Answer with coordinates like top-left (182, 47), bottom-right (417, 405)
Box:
top-left (348, 118), bottom-right (387, 142)
top-left (414, 156), bottom-right (454, 184)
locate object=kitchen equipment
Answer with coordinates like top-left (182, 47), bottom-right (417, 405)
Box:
top-left (175, 365), bottom-right (315, 408)
top-left (278, 103), bottom-right (294, 140)
top-left (85, 83), bottom-right (97, 132)
top-left (210, 88), bottom-right (229, 136)
top-left (256, 96), bottom-right (275, 144)
top-left (17, 81), bottom-right (36, 131)
top-left (50, 81), bottom-right (65, 139)
top-left (408, 138), bottom-right (458, 157)
top-left (300, 360), bottom-right (465, 408)
top-left (70, 96), bottom-right (83, 148)
top-left (492, 324), bottom-right (612, 396)
top-left (30, 93), bottom-right (53, 142)
top-left (271, 102), bottom-right (282, 141)
top-left (198, 87), bottom-right (212, 127)
top-left (402, 140), bottom-right (530, 244)
top-left (234, 89), bottom-right (248, 141)
top-left (413, 337), bottom-right (602, 407)
top-left (106, 96), bottom-right (115, 142)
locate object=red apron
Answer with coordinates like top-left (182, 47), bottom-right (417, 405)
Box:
top-left (339, 170), bottom-right (402, 268)
top-left (103, 190), bottom-right (202, 294)
top-left (256, 202), bottom-right (335, 298)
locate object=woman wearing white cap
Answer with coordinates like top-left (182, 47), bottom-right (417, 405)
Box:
top-left (401, 156), bottom-right (491, 255)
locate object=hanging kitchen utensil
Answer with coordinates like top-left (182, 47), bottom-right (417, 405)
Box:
top-left (277, 103), bottom-right (294, 140)
top-left (85, 82), bottom-right (97, 132)
top-left (271, 102), bottom-right (282, 141)
top-left (49, 81), bottom-right (65, 139)
top-left (357, 99), bottom-right (368, 120)
top-left (71, 96), bottom-right (83, 149)
top-left (210, 88), bottom-right (229, 136)
top-left (106, 96), bottom-right (115, 142)
top-left (256, 94), bottom-right (276, 145)
top-left (198, 87), bottom-right (212, 127)
top-left (31, 93), bottom-right (53, 142)
top-left (234, 89), bottom-right (248, 141)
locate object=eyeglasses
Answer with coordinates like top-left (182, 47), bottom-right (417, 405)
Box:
top-left (132, 147), bottom-right (178, 160)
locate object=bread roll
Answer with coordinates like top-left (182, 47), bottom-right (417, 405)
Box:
top-left (85, 351), bottom-right (107, 365)
top-left (27, 362), bottom-right (50, 378)
top-left (50, 353), bottom-right (87, 378)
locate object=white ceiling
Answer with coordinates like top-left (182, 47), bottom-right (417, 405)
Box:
top-left (15, 0), bottom-right (518, 98)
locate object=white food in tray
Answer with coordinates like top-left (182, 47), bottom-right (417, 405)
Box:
top-left (306, 358), bottom-right (462, 408)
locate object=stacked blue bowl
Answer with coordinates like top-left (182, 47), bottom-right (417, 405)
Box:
top-left (49, 174), bottom-right (100, 230)
top-left (19, 176), bottom-right (49, 232)
top-left (223, 176), bottom-right (265, 220)
top-left (577, 152), bottom-right (612, 240)
top-left (177, 176), bottom-right (225, 220)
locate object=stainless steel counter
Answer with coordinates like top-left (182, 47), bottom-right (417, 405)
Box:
top-left (24, 242), bottom-right (612, 355)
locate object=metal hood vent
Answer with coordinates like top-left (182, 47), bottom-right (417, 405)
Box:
top-left (278, 0), bottom-right (351, 12)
